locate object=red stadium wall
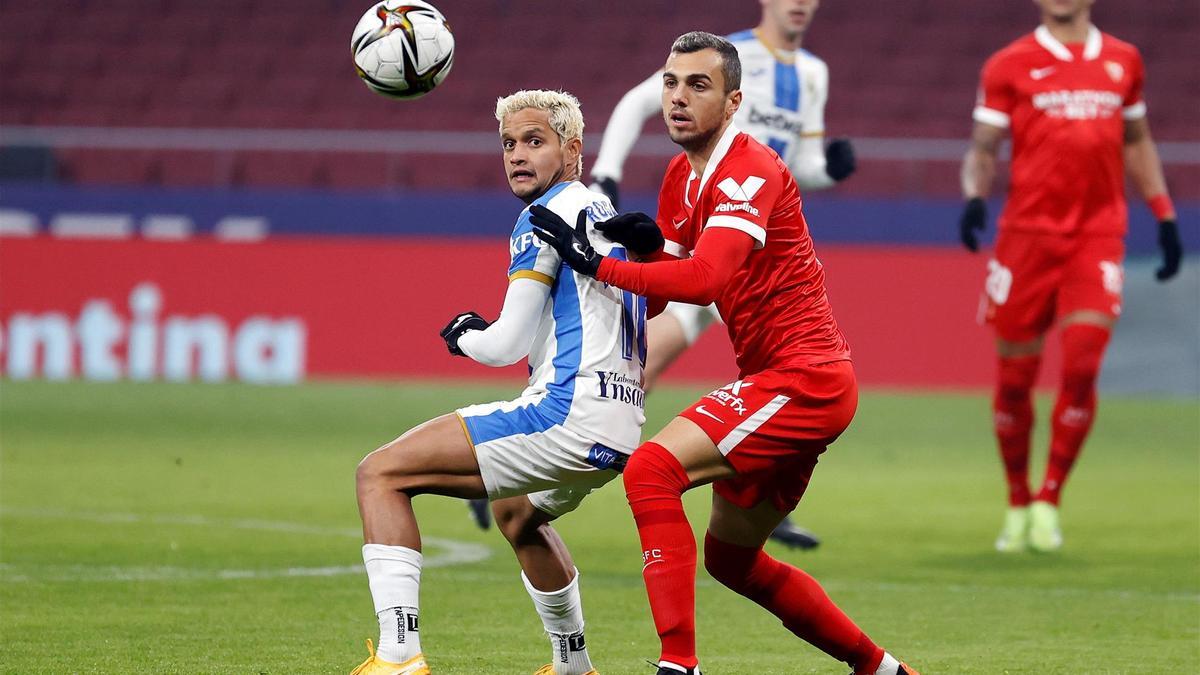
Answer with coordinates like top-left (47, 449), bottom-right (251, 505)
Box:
top-left (0, 237), bottom-right (1062, 390)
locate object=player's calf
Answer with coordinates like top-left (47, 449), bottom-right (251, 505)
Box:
top-left (704, 534), bottom-right (917, 674)
top-left (1036, 324), bottom-right (1110, 507)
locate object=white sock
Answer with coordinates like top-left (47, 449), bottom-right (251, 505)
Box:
top-left (875, 652), bottom-right (901, 674)
top-left (522, 568), bottom-right (594, 675)
top-left (363, 544), bottom-right (423, 663)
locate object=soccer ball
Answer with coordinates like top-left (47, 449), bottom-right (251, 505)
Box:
top-left (351, 1), bottom-right (455, 100)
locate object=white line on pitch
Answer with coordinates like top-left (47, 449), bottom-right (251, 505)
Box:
top-left (0, 507), bottom-right (491, 583)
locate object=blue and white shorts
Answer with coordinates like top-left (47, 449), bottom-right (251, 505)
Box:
top-left (456, 395), bottom-right (629, 517)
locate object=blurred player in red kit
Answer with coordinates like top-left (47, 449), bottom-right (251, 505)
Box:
top-left (532, 31), bottom-right (916, 675)
top-left (959, 0), bottom-right (1183, 552)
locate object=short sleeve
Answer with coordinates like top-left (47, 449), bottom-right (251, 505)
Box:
top-left (800, 59), bottom-right (828, 137)
top-left (1122, 50), bottom-right (1146, 120)
top-left (702, 152), bottom-right (781, 249)
top-left (972, 54), bottom-right (1014, 129)
top-left (508, 212), bottom-right (559, 285)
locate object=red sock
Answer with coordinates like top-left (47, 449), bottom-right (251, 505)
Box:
top-left (1036, 324), bottom-right (1109, 505)
top-left (623, 442), bottom-right (697, 668)
top-left (994, 354), bottom-right (1040, 507)
top-left (704, 534), bottom-right (883, 673)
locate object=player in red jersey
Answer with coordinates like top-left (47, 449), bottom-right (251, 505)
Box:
top-left (959, 0), bottom-right (1183, 553)
top-left (532, 31), bottom-right (916, 675)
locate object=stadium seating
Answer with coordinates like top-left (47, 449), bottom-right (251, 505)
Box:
top-left (0, 0), bottom-right (1195, 193)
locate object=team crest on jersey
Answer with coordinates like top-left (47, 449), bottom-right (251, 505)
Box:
top-left (1103, 60), bottom-right (1125, 83)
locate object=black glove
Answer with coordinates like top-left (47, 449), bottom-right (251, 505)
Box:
top-left (1156, 219), bottom-right (1182, 282)
top-left (529, 205), bottom-right (602, 277)
top-left (590, 176), bottom-right (620, 211)
top-left (439, 311), bottom-right (489, 356)
top-left (824, 138), bottom-right (856, 182)
top-left (959, 197), bottom-right (987, 252)
top-left (595, 211), bottom-right (663, 256)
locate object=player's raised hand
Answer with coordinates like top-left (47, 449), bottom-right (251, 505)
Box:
top-left (590, 176), bottom-right (621, 211)
top-left (1155, 219), bottom-right (1182, 282)
top-left (440, 311), bottom-right (490, 356)
top-left (824, 138), bottom-right (856, 182)
top-left (959, 197), bottom-right (987, 252)
top-left (529, 205), bottom-right (602, 277)
top-left (595, 212), bottom-right (663, 256)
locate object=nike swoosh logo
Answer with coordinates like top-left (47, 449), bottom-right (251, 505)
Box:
top-left (694, 405), bottom-right (723, 423)
top-left (672, 217), bottom-right (687, 229)
top-left (1030, 66), bottom-right (1056, 80)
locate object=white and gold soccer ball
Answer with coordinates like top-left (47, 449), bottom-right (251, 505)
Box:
top-left (351, 1), bottom-right (455, 99)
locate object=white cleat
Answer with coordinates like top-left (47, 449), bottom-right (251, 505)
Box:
top-left (995, 506), bottom-right (1030, 553)
top-left (1028, 500), bottom-right (1063, 552)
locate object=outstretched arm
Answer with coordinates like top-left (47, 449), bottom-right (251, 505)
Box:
top-left (591, 72), bottom-right (663, 183)
top-left (455, 278), bottom-right (550, 366)
top-left (595, 227), bottom-right (755, 305)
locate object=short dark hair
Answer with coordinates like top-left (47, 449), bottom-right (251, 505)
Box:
top-left (670, 31), bottom-right (741, 93)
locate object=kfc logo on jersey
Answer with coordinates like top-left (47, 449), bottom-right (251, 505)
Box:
top-left (510, 231), bottom-right (547, 257)
top-left (1032, 89), bottom-right (1123, 120)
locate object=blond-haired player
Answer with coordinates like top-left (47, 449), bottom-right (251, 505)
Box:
top-left (351, 89), bottom-right (646, 675)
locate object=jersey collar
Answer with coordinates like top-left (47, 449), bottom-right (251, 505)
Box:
top-left (752, 28), bottom-right (796, 65)
top-left (696, 123), bottom-right (742, 195)
top-left (1034, 24), bottom-right (1102, 62)
top-left (525, 180), bottom-right (575, 211)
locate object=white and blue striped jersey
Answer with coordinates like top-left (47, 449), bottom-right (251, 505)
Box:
top-left (464, 181), bottom-right (646, 454)
top-left (725, 29), bottom-right (828, 173)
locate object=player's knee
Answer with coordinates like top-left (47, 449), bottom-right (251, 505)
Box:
top-left (622, 442), bottom-right (690, 502)
top-left (702, 533), bottom-right (762, 594)
top-left (1060, 325), bottom-right (1109, 395)
top-left (492, 499), bottom-right (537, 544)
top-left (355, 441), bottom-right (416, 494)
top-left (995, 356), bottom-right (1039, 404)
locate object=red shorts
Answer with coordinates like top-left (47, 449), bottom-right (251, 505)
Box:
top-left (679, 360), bottom-right (858, 513)
top-left (982, 231), bottom-right (1125, 343)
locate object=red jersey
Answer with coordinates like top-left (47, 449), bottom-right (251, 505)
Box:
top-left (973, 25), bottom-right (1146, 236)
top-left (654, 124), bottom-right (849, 375)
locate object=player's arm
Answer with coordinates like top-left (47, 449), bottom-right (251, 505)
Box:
top-left (528, 202), bottom-right (760, 305)
top-left (450, 278), bottom-right (550, 366)
top-left (589, 71), bottom-right (664, 208)
top-left (959, 53), bottom-right (1014, 252)
top-left (958, 121), bottom-right (1005, 252)
top-left (1124, 116), bottom-right (1182, 281)
top-left (788, 62), bottom-right (854, 190)
top-left (592, 227), bottom-right (753, 305)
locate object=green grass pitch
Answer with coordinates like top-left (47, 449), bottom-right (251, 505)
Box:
top-left (1, 379), bottom-right (1197, 673)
